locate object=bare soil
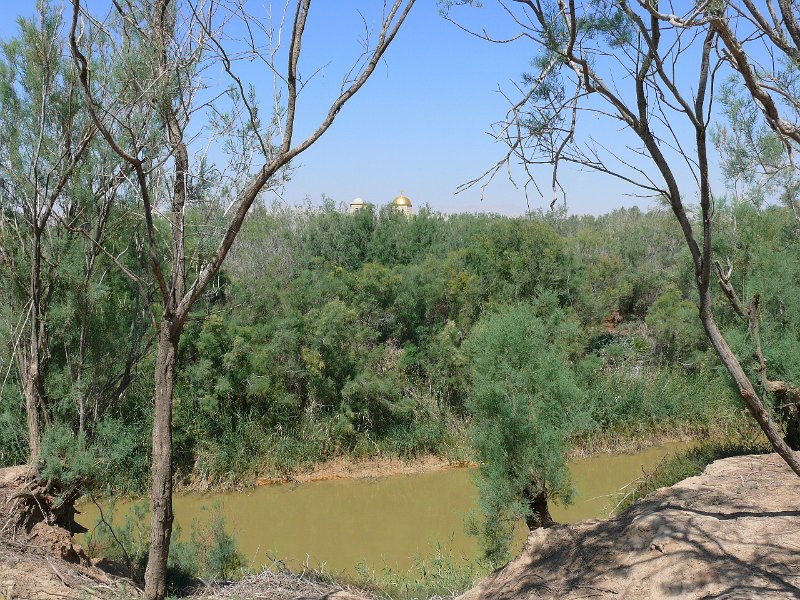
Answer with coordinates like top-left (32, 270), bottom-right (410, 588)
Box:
top-left (0, 465), bottom-right (140, 599)
top-left (255, 455), bottom-right (471, 485)
top-left (459, 452), bottom-right (800, 600)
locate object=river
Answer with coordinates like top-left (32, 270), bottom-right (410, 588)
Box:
top-left (78, 441), bottom-right (688, 574)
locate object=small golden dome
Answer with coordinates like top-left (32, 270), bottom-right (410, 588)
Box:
top-left (392, 194), bottom-right (412, 207)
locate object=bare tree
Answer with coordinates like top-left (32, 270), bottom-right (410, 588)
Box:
top-left (68, 1), bottom-right (415, 597)
top-left (444, 0), bottom-right (800, 475)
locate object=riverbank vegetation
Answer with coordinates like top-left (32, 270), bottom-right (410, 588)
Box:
top-left (3, 197), bottom-right (792, 490)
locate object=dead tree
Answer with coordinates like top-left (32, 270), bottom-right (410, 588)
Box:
top-left (68, 1), bottom-right (416, 597)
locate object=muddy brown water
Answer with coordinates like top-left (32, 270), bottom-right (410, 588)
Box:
top-left (78, 442), bottom-right (689, 574)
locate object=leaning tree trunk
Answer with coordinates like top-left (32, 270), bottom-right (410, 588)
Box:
top-left (144, 318), bottom-right (179, 600)
top-left (699, 294), bottom-right (800, 476)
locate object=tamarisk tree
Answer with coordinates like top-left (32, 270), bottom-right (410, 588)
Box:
top-left (0, 5), bottom-right (143, 464)
top-left (0, 7), bottom-right (95, 462)
top-left (444, 0), bottom-right (800, 475)
top-left (68, 1), bottom-right (415, 597)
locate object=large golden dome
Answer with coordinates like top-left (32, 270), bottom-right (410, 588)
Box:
top-left (392, 194), bottom-right (412, 207)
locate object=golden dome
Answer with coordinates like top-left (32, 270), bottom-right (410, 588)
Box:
top-left (392, 194), bottom-right (412, 207)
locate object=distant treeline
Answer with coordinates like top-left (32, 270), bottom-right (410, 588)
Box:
top-left (2, 200), bottom-right (798, 491)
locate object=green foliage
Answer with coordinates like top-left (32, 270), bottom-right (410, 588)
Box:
top-left (0, 386), bottom-right (27, 466)
top-left (581, 367), bottom-right (746, 443)
top-left (39, 424), bottom-right (98, 490)
top-left (84, 500), bottom-right (151, 577)
top-left (188, 505), bottom-right (247, 580)
top-left (38, 419), bottom-right (149, 496)
top-left (353, 542), bottom-right (491, 600)
top-left (645, 286), bottom-right (705, 364)
top-left (0, 2), bottom-right (152, 481)
top-left (165, 208), bottom-right (589, 484)
top-left (712, 79), bottom-right (799, 208)
top-left (85, 500), bottom-right (244, 592)
top-left (3, 198), bottom-right (776, 489)
top-left (1, 192), bottom-right (785, 495)
top-left (464, 301), bottom-right (588, 562)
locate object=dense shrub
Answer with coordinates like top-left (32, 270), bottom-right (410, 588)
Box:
top-left (3, 204), bottom-right (784, 490)
top-left (464, 301), bottom-right (588, 562)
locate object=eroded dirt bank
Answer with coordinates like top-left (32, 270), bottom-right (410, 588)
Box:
top-left (249, 433), bottom-right (698, 487)
top-left (255, 454), bottom-right (469, 485)
top-left (0, 465), bottom-right (141, 599)
top-left (459, 452), bottom-right (800, 600)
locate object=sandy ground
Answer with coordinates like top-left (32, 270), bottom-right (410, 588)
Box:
top-left (255, 455), bottom-right (472, 485)
top-left (458, 452), bottom-right (800, 600)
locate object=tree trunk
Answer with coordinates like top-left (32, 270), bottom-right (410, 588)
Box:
top-left (76, 291), bottom-right (89, 434)
top-left (22, 363), bottom-right (42, 463)
top-left (24, 231), bottom-right (45, 463)
top-left (524, 486), bottom-right (555, 530)
top-left (144, 318), bottom-right (178, 600)
top-left (699, 294), bottom-right (800, 476)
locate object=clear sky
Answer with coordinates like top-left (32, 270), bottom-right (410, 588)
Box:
top-left (257, 0), bottom-right (655, 216)
top-left (0, 1), bottom-right (712, 216)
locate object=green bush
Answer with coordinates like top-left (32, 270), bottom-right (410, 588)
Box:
top-left (84, 500), bottom-right (245, 592)
top-left (646, 286), bottom-right (706, 364)
top-left (84, 500), bottom-right (150, 577)
top-left (188, 505), bottom-right (246, 580)
top-left (0, 386), bottom-right (29, 466)
top-left (581, 366), bottom-right (745, 441)
top-left (352, 542), bottom-right (491, 600)
top-left (39, 419), bottom-right (149, 497)
top-left (39, 424), bottom-right (98, 491)
top-left (464, 301), bottom-right (588, 562)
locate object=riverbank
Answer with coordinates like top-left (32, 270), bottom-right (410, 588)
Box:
top-left (459, 451), bottom-right (800, 600)
top-left (249, 430), bottom-right (700, 485)
top-left (215, 428), bottom-right (709, 489)
top-left (3, 450), bottom-right (798, 599)
top-left (253, 454), bottom-right (471, 485)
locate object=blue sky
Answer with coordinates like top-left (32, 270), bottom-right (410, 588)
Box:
top-left (0, 1), bottom-right (714, 216)
top-left (260, 0), bottom-right (652, 215)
